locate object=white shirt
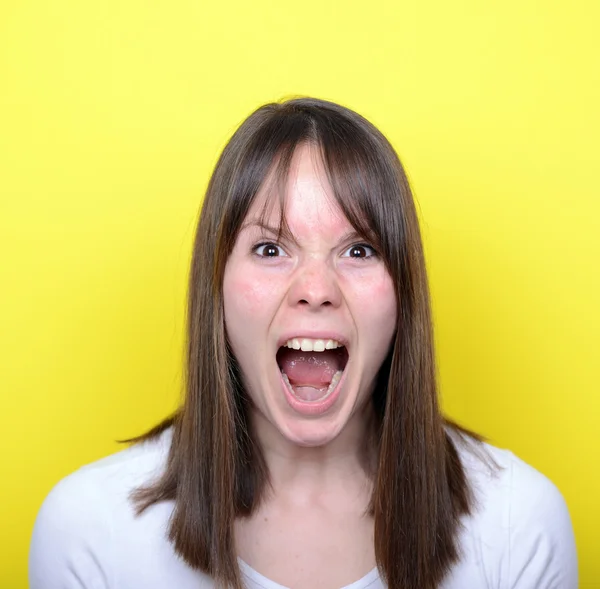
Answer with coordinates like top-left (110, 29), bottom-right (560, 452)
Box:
top-left (29, 429), bottom-right (578, 588)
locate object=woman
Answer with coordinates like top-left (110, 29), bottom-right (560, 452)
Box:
top-left (29, 97), bottom-right (577, 588)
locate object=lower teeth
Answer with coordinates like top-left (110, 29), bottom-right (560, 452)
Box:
top-left (281, 370), bottom-right (343, 402)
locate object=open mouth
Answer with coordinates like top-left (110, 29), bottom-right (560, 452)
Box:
top-left (276, 338), bottom-right (349, 403)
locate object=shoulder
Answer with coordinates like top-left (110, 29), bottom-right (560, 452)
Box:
top-left (33, 428), bottom-right (172, 524)
top-left (448, 432), bottom-right (578, 588)
top-left (29, 429), bottom-right (178, 589)
top-left (460, 437), bottom-right (573, 534)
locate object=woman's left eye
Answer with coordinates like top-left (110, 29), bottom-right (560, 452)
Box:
top-left (342, 244), bottom-right (377, 259)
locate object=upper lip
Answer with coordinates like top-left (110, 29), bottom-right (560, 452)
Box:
top-left (276, 332), bottom-right (350, 349)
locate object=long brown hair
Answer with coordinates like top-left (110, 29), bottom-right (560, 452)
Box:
top-left (129, 97), bottom-right (476, 589)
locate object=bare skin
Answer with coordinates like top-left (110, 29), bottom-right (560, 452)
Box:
top-left (235, 479), bottom-right (376, 589)
top-left (235, 399), bottom-right (377, 589)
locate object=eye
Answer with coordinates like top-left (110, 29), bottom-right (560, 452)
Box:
top-left (253, 242), bottom-right (287, 258)
top-left (342, 244), bottom-right (376, 259)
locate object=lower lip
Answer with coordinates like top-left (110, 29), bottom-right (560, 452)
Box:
top-left (280, 369), bottom-right (347, 416)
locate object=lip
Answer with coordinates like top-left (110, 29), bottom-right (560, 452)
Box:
top-left (279, 367), bottom-right (348, 416)
top-left (275, 331), bottom-right (351, 417)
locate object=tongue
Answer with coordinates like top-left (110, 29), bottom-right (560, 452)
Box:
top-left (277, 348), bottom-right (345, 401)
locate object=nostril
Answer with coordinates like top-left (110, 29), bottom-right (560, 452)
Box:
top-left (298, 299), bottom-right (332, 306)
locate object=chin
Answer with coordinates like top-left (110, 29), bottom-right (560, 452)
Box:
top-left (277, 416), bottom-right (348, 448)
top-left (266, 384), bottom-right (361, 449)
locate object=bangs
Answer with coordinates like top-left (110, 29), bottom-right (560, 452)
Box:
top-left (220, 99), bottom-right (407, 278)
top-left (253, 141), bottom-right (382, 253)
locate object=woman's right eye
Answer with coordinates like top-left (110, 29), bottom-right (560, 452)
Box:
top-left (253, 242), bottom-right (287, 258)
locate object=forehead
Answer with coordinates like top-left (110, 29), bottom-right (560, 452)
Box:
top-left (247, 143), bottom-right (349, 233)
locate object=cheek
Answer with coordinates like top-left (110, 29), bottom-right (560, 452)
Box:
top-left (377, 279), bottom-right (397, 321)
top-left (352, 270), bottom-right (397, 322)
top-left (224, 265), bottom-right (278, 317)
top-left (352, 272), bottom-right (397, 366)
top-left (223, 268), bottom-right (270, 393)
top-left (227, 278), bottom-right (263, 317)
top-left (223, 262), bottom-right (288, 364)
top-left (371, 282), bottom-right (397, 345)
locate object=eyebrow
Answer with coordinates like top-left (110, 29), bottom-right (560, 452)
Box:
top-left (240, 220), bottom-right (368, 247)
top-left (240, 220), bottom-right (300, 247)
top-left (240, 220), bottom-right (281, 235)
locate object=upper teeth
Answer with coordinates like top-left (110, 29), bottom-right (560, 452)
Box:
top-left (284, 338), bottom-right (343, 352)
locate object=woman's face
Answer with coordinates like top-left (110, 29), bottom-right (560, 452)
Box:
top-left (223, 144), bottom-right (397, 448)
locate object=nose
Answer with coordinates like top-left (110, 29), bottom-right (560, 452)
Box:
top-left (287, 257), bottom-right (342, 310)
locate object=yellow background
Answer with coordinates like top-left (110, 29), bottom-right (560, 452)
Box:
top-left (1, 0), bottom-right (598, 586)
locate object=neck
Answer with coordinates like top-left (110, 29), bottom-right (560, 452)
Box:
top-left (250, 403), bottom-right (377, 497)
